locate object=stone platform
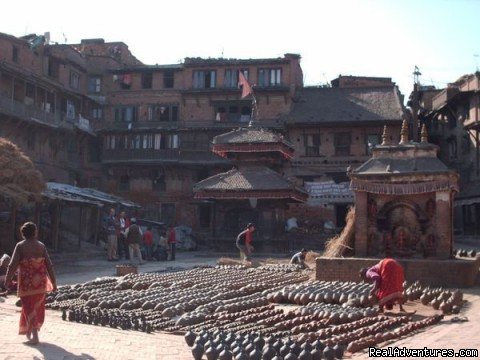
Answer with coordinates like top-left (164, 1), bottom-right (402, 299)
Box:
top-left (316, 256), bottom-right (480, 287)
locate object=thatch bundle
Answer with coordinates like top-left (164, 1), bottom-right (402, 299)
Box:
top-left (0, 138), bottom-right (45, 204)
top-left (323, 206), bottom-right (356, 257)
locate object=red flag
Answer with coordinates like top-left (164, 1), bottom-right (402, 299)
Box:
top-left (238, 71), bottom-right (252, 98)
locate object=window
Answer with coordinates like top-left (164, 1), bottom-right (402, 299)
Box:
top-left (146, 105), bottom-right (179, 122)
top-left (69, 71), bottom-right (80, 89)
top-left (92, 108), bottom-right (103, 119)
top-left (334, 132), bottom-right (351, 156)
top-left (143, 134), bottom-right (154, 149)
top-left (115, 106), bottom-right (137, 122)
top-left (214, 102), bottom-right (251, 122)
top-left (164, 70), bottom-right (174, 88)
top-left (47, 58), bottom-right (60, 78)
top-left (366, 134), bottom-right (380, 154)
top-left (224, 69), bottom-right (238, 88)
top-left (258, 68), bottom-right (281, 87)
top-left (66, 100), bottom-right (76, 119)
top-left (305, 133), bottom-right (321, 156)
top-left (12, 46), bottom-right (18, 63)
top-left (119, 175), bottom-right (130, 192)
top-left (447, 137), bottom-right (457, 160)
top-left (25, 83), bottom-right (35, 105)
top-left (88, 77), bottom-right (102, 93)
top-left (193, 70), bottom-right (216, 88)
top-left (224, 69), bottom-right (249, 87)
top-left (142, 72), bottom-right (153, 89)
top-left (166, 134), bottom-right (179, 149)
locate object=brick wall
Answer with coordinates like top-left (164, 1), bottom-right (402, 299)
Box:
top-left (316, 256), bottom-right (480, 288)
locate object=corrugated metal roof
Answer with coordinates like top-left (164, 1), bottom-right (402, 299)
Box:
top-left (44, 182), bottom-right (140, 208)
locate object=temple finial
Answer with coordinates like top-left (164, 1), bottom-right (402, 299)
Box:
top-left (381, 125), bottom-right (389, 145)
top-left (399, 120), bottom-right (409, 145)
top-left (420, 123), bottom-right (428, 143)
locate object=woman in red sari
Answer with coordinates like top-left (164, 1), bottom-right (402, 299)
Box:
top-left (5, 222), bottom-right (57, 345)
top-left (360, 257), bottom-right (405, 313)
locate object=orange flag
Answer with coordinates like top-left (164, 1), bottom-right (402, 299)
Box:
top-left (238, 71), bottom-right (252, 98)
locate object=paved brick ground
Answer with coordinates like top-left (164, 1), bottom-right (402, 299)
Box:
top-left (1, 250), bottom-right (479, 359)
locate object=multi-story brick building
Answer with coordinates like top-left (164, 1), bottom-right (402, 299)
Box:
top-left (410, 73), bottom-right (480, 236)
top-left (0, 31), bottom-right (408, 244)
top-left (0, 32), bottom-right (102, 186)
top-left (284, 76), bottom-right (405, 228)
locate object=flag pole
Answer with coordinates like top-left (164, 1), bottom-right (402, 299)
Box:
top-left (249, 92), bottom-right (258, 127)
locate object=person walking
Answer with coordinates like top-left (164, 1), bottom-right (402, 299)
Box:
top-left (359, 257), bottom-right (406, 313)
top-left (236, 223), bottom-right (255, 261)
top-left (117, 211), bottom-right (130, 260)
top-left (106, 208), bottom-right (119, 261)
top-left (125, 218), bottom-right (144, 265)
top-left (142, 226), bottom-right (153, 261)
top-left (5, 222), bottom-right (57, 345)
top-left (168, 225), bottom-right (176, 261)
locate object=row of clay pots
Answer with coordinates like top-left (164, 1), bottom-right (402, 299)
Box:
top-left (346, 314), bottom-right (444, 353)
top-left (404, 281), bottom-right (464, 314)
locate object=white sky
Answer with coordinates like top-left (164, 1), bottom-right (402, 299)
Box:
top-left (2, 0), bottom-right (479, 99)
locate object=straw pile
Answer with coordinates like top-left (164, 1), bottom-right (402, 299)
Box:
top-left (0, 138), bottom-right (45, 205)
top-left (323, 206), bottom-right (355, 257)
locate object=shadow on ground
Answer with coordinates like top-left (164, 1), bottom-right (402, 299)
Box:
top-left (27, 342), bottom-right (95, 360)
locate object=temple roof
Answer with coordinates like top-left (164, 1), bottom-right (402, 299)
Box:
top-left (286, 86), bottom-right (404, 125)
top-left (352, 151), bottom-right (450, 175)
top-left (193, 166), bottom-right (307, 202)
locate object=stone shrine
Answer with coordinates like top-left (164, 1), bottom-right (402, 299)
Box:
top-left (349, 121), bottom-right (459, 259)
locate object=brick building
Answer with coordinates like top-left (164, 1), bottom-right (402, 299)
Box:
top-left (0, 33), bottom-right (103, 186)
top-left (0, 31), bottom-right (408, 243)
top-left (409, 73), bottom-right (480, 236)
top-left (284, 76), bottom-right (405, 228)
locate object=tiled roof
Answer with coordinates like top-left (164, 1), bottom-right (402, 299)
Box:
top-left (287, 86), bottom-right (404, 124)
top-left (194, 166), bottom-right (300, 192)
top-left (212, 127), bottom-right (292, 146)
top-left (353, 156), bottom-right (449, 175)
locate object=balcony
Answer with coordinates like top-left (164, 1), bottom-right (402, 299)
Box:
top-left (102, 148), bottom-right (229, 165)
top-left (102, 148), bottom-right (179, 163)
top-left (0, 93), bottom-right (93, 133)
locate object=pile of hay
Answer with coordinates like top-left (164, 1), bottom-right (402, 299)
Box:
top-left (323, 206), bottom-right (355, 257)
top-left (0, 138), bottom-right (45, 204)
top-left (305, 251), bottom-right (322, 266)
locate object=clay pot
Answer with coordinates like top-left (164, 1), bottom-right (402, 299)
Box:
top-left (185, 331), bottom-right (196, 347)
top-left (218, 349), bottom-right (233, 360)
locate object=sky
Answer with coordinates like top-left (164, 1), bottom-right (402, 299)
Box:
top-left (2, 0), bottom-right (479, 99)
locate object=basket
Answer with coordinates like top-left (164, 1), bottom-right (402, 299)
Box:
top-left (116, 264), bottom-right (138, 276)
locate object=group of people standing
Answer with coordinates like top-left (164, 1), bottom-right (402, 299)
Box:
top-left (105, 208), bottom-right (176, 264)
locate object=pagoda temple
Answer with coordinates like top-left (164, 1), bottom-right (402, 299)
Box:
top-left (194, 126), bottom-right (307, 250)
